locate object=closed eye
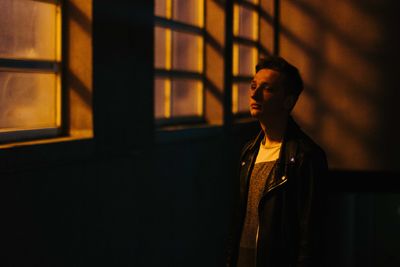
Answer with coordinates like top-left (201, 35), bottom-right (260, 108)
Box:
top-left (250, 82), bottom-right (274, 91)
top-left (262, 83), bottom-right (277, 92)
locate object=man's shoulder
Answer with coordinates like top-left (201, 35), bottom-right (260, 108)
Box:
top-left (288, 119), bottom-right (326, 161)
top-left (297, 129), bottom-right (324, 155)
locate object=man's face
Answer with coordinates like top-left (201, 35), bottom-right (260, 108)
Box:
top-left (249, 68), bottom-right (288, 120)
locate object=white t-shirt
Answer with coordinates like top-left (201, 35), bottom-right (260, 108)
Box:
top-left (255, 139), bottom-right (282, 164)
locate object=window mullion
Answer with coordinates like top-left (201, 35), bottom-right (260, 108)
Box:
top-left (0, 59), bottom-right (59, 73)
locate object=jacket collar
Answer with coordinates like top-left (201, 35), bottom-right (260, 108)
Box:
top-left (279, 117), bottom-right (299, 177)
top-left (248, 116), bottom-right (300, 175)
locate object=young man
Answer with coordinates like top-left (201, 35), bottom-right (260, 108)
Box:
top-left (227, 56), bottom-right (328, 267)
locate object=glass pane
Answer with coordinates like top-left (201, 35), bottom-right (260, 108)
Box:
top-left (172, 79), bottom-right (201, 117)
top-left (154, 27), bottom-right (168, 69)
top-left (155, 0), bottom-right (168, 17)
top-left (173, 0), bottom-right (203, 26)
top-left (0, 0), bottom-right (58, 60)
top-left (0, 71), bottom-right (59, 130)
top-left (238, 5), bottom-right (257, 40)
top-left (154, 77), bottom-right (167, 118)
top-left (238, 44), bottom-right (257, 76)
top-left (172, 31), bottom-right (202, 72)
top-left (237, 82), bottom-right (250, 113)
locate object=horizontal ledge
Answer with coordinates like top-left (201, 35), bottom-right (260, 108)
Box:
top-left (0, 136), bottom-right (94, 174)
top-left (0, 135), bottom-right (92, 151)
top-left (156, 116), bottom-right (205, 127)
top-left (33, 0), bottom-right (60, 4)
top-left (0, 58), bottom-right (60, 73)
top-left (156, 124), bottom-right (223, 144)
top-left (0, 127), bottom-right (61, 144)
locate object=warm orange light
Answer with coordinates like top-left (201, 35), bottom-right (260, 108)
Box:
top-left (164, 0), bottom-right (172, 118)
top-left (233, 4), bottom-right (239, 36)
top-left (197, 82), bottom-right (203, 115)
top-left (233, 44), bottom-right (239, 75)
top-left (198, 0), bottom-right (204, 27)
top-left (164, 79), bottom-right (171, 118)
top-left (56, 3), bottom-right (62, 127)
top-left (165, 28), bottom-right (171, 70)
top-left (161, 0), bottom-right (205, 118)
top-left (253, 47), bottom-right (258, 73)
top-left (198, 37), bottom-right (203, 72)
top-left (166, 0), bottom-right (172, 19)
top-left (253, 10), bottom-right (259, 41)
top-left (232, 84), bottom-right (239, 113)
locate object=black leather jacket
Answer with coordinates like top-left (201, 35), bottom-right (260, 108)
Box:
top-left (227, 117), bottom-right (328, 267)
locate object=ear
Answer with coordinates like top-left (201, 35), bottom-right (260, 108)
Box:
top-left (283, 95), bottom-right (296, 110)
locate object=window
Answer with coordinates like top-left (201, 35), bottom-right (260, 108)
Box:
top-left (154, 0), bottom-right (205, 125)
top-left (0, 0), bottom-right (93, 147)
top-left (0, 0), bottom-right (62, 143)
top-left (154, 0), bottom-right (277, 127)
top-left (232, 0), bottom-right (276, 116)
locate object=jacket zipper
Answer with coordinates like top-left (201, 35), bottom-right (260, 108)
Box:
top-left (255, 177), bottom-right (288, 266)
top-left (264, 176), bottom-right (288, 197)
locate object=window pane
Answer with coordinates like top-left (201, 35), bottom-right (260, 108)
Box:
top-left (237, 82), bottom-right (250, 113)
top-left (0, 0), bottom-right (58, 60)
top-left (0, 71), bottom-right (59, 130)
top-left (238, 44), bottom-right (257, 76)
top-left (172, 31), bottom-right (202, 72)
top-left (173, 0), bottom-right (203, 26)
top-left (155, 0), bottom-right (168, 17)
top-left (172, 79), bottom-right (202, 117)
top-left (154, 27), bottom-right (168, 69)
top-left (238, 5), bottom-right (257, 40)
top-left (154, 77), bottom-right (168, 118)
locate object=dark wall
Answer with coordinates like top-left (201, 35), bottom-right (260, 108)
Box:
top-left (1, 155), bottom-right (147, 266)
top-left (1, 1), bottom-right (154, 266)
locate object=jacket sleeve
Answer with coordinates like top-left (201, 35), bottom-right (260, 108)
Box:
top-left (295, 148), bottom-right (328, 267)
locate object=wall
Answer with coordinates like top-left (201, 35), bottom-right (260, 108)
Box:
top-left (280, 0), bottom-right (400, 171)
top-left (279, 0), bottom-right (400, 265)
top-left (0, 1), bottom-right (154, 266)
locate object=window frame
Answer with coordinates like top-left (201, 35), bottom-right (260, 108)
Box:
top-left (154, 0), bottom-right (207, 126)
top-left (232, 0), bottom-right (274, 118)
top-left (154, 0), bottom-right (280, 132)
top-left (0, 0), bottom-right (63, 143)
top-left (0, 0), bottom-right (94, 158)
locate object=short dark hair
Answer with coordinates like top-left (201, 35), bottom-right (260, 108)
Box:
top-left (256, 55), bottom-right (303, 98)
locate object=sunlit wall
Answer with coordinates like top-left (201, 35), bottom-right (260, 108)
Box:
top-left (281, 0), bottom-right (400, 171)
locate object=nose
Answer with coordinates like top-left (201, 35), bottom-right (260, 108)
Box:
top-left (250, 85), bottom-right (262, 99)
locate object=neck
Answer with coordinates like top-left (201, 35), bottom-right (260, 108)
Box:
top-left (259, 115), bottom-right (289, 146)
